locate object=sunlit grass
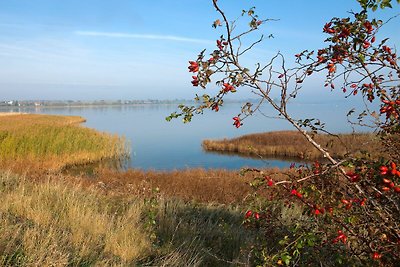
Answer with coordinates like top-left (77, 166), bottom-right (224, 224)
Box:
top-left (0, 113), bottom-right (129, 173)
top-left (203, 130), bottom-right (382, 160)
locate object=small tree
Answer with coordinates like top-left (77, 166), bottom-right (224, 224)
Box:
top-left (168, 0), bottom-right (399, 265)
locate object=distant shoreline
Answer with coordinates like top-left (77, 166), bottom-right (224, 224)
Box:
top-left (0, 99), bottom-right (261, 109)
top-left (0, 112), bottom-right (26, 116)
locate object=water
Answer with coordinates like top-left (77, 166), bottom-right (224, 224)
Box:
top-left (2, 101), bottom-right (368, 170)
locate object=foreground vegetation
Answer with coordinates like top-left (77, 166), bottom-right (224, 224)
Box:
top-left (203, 131), bottom-right (382, 160)
top-left (1, 169), bottom-right (370, 266)
top-left (0, 113), bottom-right (128, 173)
top-left (0, 171), bottom-right (256, 266)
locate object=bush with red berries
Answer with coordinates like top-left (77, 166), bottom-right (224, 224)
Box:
top-left (168, 0), bottom-right (399, 265)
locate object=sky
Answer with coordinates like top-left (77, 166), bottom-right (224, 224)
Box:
top-left (0, 0), bottom-right (399, 101)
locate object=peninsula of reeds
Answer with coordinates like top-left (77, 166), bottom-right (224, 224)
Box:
top-left (0, 113), bottom-right (129, 173)
top-left (202, 130), bottom-right (382, 160)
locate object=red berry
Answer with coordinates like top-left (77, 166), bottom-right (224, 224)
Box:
top-left (341, 199), bottom-right (349, 205)
top-left (380, 166), bottom-right (388, 175)
top-left (245, 210), bottom-right (252, 219)
top-left (372, 252), bottom-right (382, 260)
top-left (382, 178), bottom-right (391, 184)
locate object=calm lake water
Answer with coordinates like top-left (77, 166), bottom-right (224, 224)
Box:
top-left (3, 101), bottom-right (366, 170)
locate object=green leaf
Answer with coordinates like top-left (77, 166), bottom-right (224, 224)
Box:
top-left (359, 54), bottom-right (365, 63)
top-left (281, 254), bottom-right (292, 266)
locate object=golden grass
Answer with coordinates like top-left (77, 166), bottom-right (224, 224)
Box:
top-left (203, 130), bottom-right (382, 160)
top-left (0, 114), bottom-right (128, 173)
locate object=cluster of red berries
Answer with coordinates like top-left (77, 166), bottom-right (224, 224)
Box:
top-left (332, 230), bottom-right (347, 244)
top-left (340, 198), bottom-right (366, 210)
top-left (290, 189), bottom-right (303, 198)
top-left (380, 162), bottom-right (400, 193)
top-left (244, 210), bottom-right (260, 220)
top-left (380, 99), bottom-right (400, 120)
top-left (222, 83), bottom-right (236, 93)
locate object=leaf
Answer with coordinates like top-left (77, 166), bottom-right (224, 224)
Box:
top-left (281, 254), bottom-right (292, 266)
top-left (359, 54), bottom-right (365, 63)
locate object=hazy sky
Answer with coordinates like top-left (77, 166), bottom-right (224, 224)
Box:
top-left (0, 0), bottom-right (399, 100)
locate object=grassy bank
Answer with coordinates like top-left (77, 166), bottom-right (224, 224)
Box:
top-left (0, 113), bottom-right (128, 173)
top-left (203, 131), bottom-right (382, 160)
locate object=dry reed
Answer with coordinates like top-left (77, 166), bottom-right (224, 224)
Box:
top-left (203, 130), bottom-right (382, 160)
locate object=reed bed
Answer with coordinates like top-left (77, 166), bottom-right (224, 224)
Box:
top-left (203, 131), bottom-right (382, 160)
top-left (0, 114), bottom-right (129, 173)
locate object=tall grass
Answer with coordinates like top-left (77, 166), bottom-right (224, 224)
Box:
top-left (203, 131), bottom-right (382, 160)
top-left (0, 114), bottom-right (129, 173)
top-left (0, 171), bottom-right (257, 266)
top-left (0, 171), bottom-right (151, 266)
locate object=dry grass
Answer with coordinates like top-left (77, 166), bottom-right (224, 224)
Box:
top-left (88, 168), bottom-right (287, 204)
top-left (203, 130), bottom-right (382, 160)
top-left (0, 171), bottom-right (151, 266)
top-left (0, 171), bottom-right (257, 266)
top-left (0, 113), bottom-right (128, 173)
